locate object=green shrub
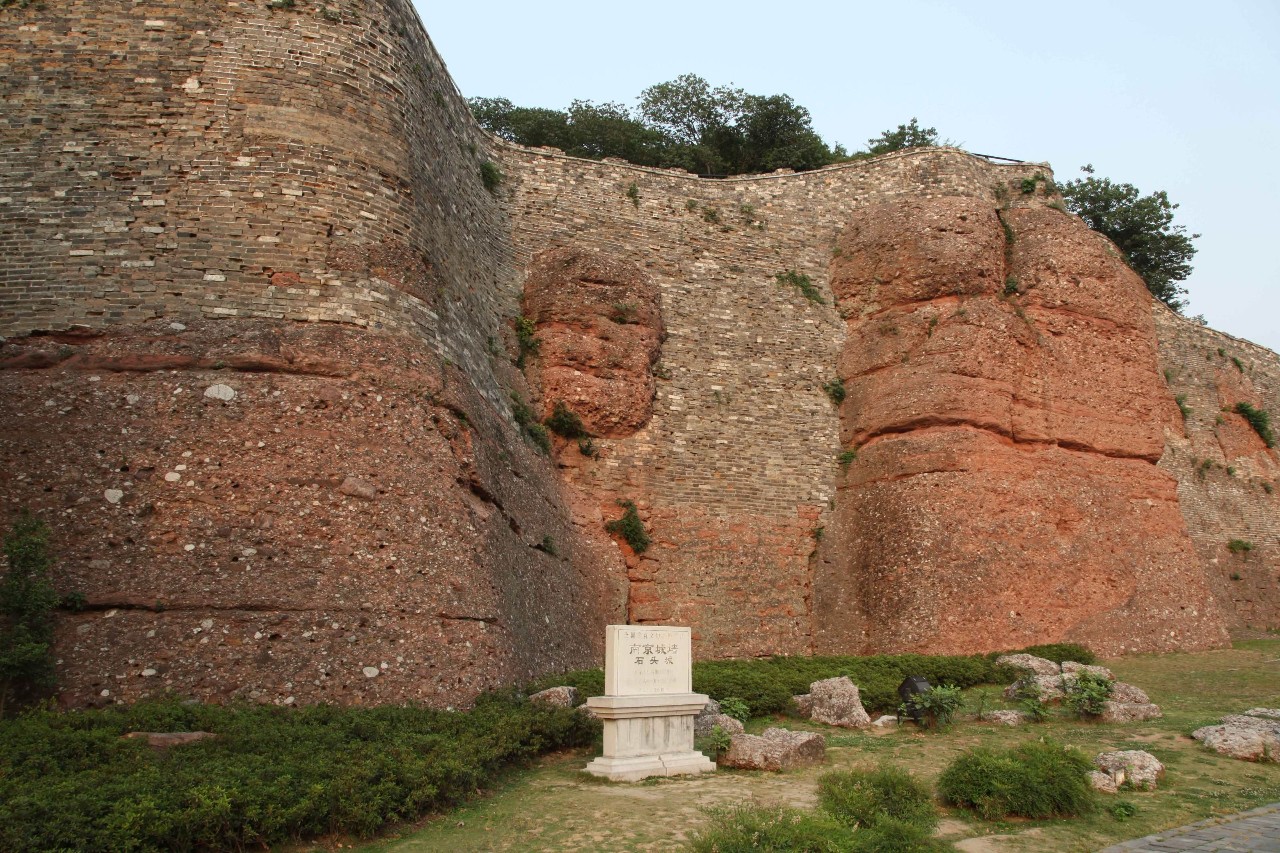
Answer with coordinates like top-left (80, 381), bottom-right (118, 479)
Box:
top-left (479, 160), bottom-right (503, 192)
top-left (686, 803), bottom-right (856, 852)
top-left (604, 500), bottom-right (649, 553)
top-left (1003, 275), bottom-right (1019, 296)
top-left (1, 512), bottom-right (61, 716)
top-left (776, 269), bottom-right (825, 305)
top-left (509, 394), bottom-right (551, 454)
top-left (902, 683), bottom-right (963, 729)
top-left (625, 181), bottom-right (640, 207)
top-left (938, 740), bottom-right (1095, 821)
top-left (1227, 539), bottom-right (1254, 554)
top-left (817, 764), bottom-right (936, 831)
top-left (837, 449), bottom-right (857, 468)
top-left (1063, 671), bottom-right (1113, 718)
top-left (545, 402), bottom-right (587, 439)
top-left (1013, 680), bottom-right (1050, 722)
top-left (0, 696), bottom-right (594, 851)
top-left (1234, 402), bottom-right (1275, 447)
top-left (822, 378), bottom-right (846, 405)
top-left (850, 817), bottom-right (953, 852)
top-left (701, 724), bottom-right (733, 759)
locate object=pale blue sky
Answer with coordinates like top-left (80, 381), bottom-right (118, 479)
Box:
top-left (414, 0), bottom-right (1279, 353)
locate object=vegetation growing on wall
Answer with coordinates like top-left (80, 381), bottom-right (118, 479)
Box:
top-left (1, 512), bottom-right (60, 717)
top-left (1234, 402), bottom-right (1275, 447)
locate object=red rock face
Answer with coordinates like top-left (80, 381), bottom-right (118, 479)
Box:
top-left (0, 319), bottom-right (623, 709)
top-left (521, 248), bottom-right (664, 437)
top-left (816, 197), bottom-right (1229, 656)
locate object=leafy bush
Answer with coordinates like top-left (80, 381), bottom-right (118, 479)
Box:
top-left (817, 764), bottom-right (936, 831)
top-left (1228, 539), bottom-right (1255, 554)
top-left (938, 740), bottom-right (1095, 821)
top-left (514, 315), bottom-right (540, 367)
top-left (1063, 672), bottom-right (1113, 719)
top-left (1234, 402), bottom-right (1275, 448)
top-left (686, 803), bottom-right (856, 852)
top-left (604, 500), bottom-right (650, 554)
top-left (718, 697), bottom-right (750, 723)
top-left (545, 402), bottom-right (587, 439)
top-left (702, 724), bottom-right (733, 759)
top-left (1012, 680), bottom-right (1050, 722)
top-left (902, 684), bottom-right (963, 729)
top-left (1, 512), bottom-right (61, 716)
top-left (509, 394), bottom-right (550, 453)
top-left (0, 696), bottom-right (595, 852)
top-left (822, 378), bottom-right (846, 405)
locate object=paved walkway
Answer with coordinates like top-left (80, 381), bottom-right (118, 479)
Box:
top-left (1098, 803), bottom-right (1280, 852)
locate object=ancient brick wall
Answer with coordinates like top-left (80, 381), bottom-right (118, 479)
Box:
top-left (0, 0), bottom-right (626, 709)
top-left (1155, 307), bottom-right (1280, 629)
top-left (498, 146), bottom-right (1052, 655)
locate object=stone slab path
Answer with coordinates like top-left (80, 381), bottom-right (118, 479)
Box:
top-left (1098, 803), bottom-right (1280, 852)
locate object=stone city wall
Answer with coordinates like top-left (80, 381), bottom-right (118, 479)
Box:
top-left (498, 145), bottom-right (1051, 655)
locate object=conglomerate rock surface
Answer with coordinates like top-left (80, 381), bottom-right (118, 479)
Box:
top-left (813, 197), bottom-right (1229, 656)
top-left (0, 319), bottom-right (624, 708)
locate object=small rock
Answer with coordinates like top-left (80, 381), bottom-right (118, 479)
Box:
top-left (718, 727), bottom-right (826, 772)
top-left (1100, 701), bottom-right (1162, 723)
top-left (1062, 661), bottom-right (1114, 680)
top-left (986, 710), bottom-right (1028, 726)
top-left (169, 322), bottom-right (187, 331)
top-left (576, 704), bottom-right (600, 721)
top-left (164, 472), bottom-right (182, 482)
top-left (362, 666), bottom-right (380, 678)
top-left (703, 714), bottom-right (745, 736)
top-left (204, 384), bottom-right (236, 401)
top-left (1109, 682), bottom-right (1151, 704)
top-left (871, 714), bottom-right (899, 728)
top-left (805, 676), bottom-right (870, 728)
top-left (529, 686), bottom-right (579, 708)
top-left (140, 668), bottom-right (157, 677)
top-left (1094, 750), bottom-right (1164, 790)
top-left (995, 653), bottom-right (1061, 677)
top-left (693, 698), bottom-right (725, 737)
top-left (1192, 713), bottom-right (1280, 761)
top-left (1088, 770), bottom-right (1119, 794)
top-left (339, 476), bottom-right (379, 500)
top-left (123, 731), bottom-right (215, 749)
top-left (126, 394), bottom-right (140, 405)
top-left (103, 489), bottom-right (124, 504)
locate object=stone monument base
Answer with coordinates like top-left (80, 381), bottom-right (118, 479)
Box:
top-left (584, 692), bottom-right (715, 782)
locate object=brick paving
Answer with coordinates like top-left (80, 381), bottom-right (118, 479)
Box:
top-left (1099, 803), bottom-right (1280, 852)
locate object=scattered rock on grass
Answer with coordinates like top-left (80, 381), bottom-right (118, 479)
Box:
top-left (123, 731), bottom-right (217, 749)
top-left (1192, 711), bottom-right (1280, 761)
top-left (985, 710), bottom-right (1027, 726)
top-left (1109, 682), bottom-right (1151, 704)
top-left (995, 654), bottom-right (1060, 677)
top-left (1088, 770), bottom-right (1120, 794)
top-left (530, 686), bottom-right (579, 708)
top-left (1100, 701), bottom-right (1162, 723)
top-left (718, 727), bottom-right (826, 772)
top-left (1094, 750), bottom-right (1164, 790)
top-left (798, 676), bottom-right (870, 728)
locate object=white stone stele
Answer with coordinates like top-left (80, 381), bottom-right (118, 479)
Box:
top-left (584, 625), bottom-right (715, 782)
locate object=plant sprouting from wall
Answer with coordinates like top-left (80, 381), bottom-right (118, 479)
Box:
top-left (776, 269), bottom-right (824, 305)
top-left (515, 316), bottom-right (540, 367)
top-left (545, 402), bottom-right (587, 439)
top-left (605, 500), bottom-right (650, 553)
top-left (625, 181), bottom-right (640, 207)
top-left (1234, 402), bottom-right (1275, 447)
top-left (479, 160), bottom-right (503, 193)
top-left (822, 378), bottom-right (846, 405)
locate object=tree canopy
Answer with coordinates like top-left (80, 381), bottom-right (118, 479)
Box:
top-left (469, 77), bottom-right (943, 177)
top-left (1060, 165), bottom-right (1198, 312)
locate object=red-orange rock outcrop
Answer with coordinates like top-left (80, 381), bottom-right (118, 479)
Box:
top-left (520, 248), bottom-right (664, 437)
top-left (815, 197), bottom-right (1230, 655)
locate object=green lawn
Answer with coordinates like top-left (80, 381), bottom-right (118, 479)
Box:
top-left (355, 639), bottom-right (1280, 853)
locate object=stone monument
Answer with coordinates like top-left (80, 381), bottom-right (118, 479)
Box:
top-left (584, 625), bottom-right (716, 782)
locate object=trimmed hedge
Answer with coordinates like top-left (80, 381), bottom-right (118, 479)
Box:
top-left (0, 695), bottom-right (595, 852)
top-left (529, 644), bottom-right (1095, 717)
